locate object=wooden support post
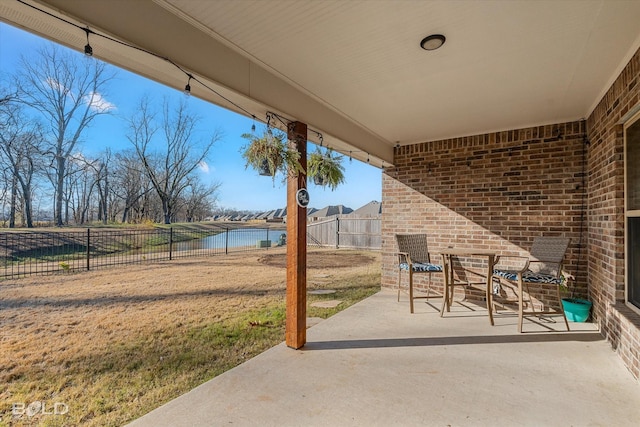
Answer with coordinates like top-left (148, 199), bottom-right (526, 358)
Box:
top-left (286, 121), bottom-right (307, 349)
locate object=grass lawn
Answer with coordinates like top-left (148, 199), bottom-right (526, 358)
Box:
top-left (0, 248), bottom-right (380, 426)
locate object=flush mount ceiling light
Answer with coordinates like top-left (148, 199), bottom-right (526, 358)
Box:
top-left (420, 34), bottom-right (446, 51)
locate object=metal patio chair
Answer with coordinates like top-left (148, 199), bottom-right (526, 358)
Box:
top-left (395, 234), bottom-right (444, 313)
top-left (492, 236), bottom-right (571, 332)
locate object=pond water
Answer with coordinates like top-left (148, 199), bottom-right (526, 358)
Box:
top-left (174, 228), bottom-right (287, 251)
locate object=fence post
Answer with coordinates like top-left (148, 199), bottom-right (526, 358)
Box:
top-left (169, 227), bottom-right (173, 261)
top-left (335, 217), bottom-right (340, 249)
top-left (266, 228), bottom-right (269, 250)
top-left (225, 228), bottom-right (229, 254)
top-left (87, 228), bottom-right (91, 271)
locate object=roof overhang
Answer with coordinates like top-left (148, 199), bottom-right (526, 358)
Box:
top-left (2, 0), bottom-right (640, 167)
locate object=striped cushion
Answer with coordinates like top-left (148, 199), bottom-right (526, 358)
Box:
top-left (493, 269), bottom-right (563, 285)
top-left (400, 262), bottom-right (443, 272)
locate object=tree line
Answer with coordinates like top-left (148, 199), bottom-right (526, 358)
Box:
top-left (0, 44), bottom-right (221, 228)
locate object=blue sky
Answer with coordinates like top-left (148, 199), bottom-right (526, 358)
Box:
top-left (0, 22), bottom-right (382, 212)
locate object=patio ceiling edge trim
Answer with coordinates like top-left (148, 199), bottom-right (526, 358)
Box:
top-left (586, 30), bottom-right (640, 119)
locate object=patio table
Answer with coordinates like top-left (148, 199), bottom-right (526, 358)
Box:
top-left (439, 248), bottom-right (497, 325)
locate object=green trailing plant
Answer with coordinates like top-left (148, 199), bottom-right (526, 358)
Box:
top-left (241, 130), bottom-right (303, 184)
top-left (559, 269), bottom-right (582, 298)
top-left (307, 147), bottom-right (346, 190)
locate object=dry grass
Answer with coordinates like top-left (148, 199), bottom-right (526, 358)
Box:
top-left (0, 248), bottom-right (380, 426)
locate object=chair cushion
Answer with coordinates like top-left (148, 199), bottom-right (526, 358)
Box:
top-left (493, 269), bottom-right (563, 285)
top-left (400, 262), bottom-right (443, 272)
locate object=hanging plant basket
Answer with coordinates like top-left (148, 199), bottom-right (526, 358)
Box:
top-left (241, 130), bottom-right (302, 183)
top-left (307, 147), bottom-right (345, 191)
top-left (258, 159), bottom-right (271, 176)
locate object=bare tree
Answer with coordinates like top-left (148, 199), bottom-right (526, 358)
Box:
top-left (0, 91), bottom-right (17, 106)
top-left (0, 99), bottom-right (44, 228)
top-left (0, 166), bottom-right (10, 226)
top-left (94, 149), bottom-right (112, 224)
top-left (109, 149), bottom-right (154, 223)
top-left (179, 179), bottom-right (220, 222)
top-left (16, 45), bottom-right (115, 226)
top-left (64, 150), bottom-right (112, 225)
top-left (126, 97), bottom-right (221, 224)
top-left (66, 153), bottom-right (101, 225)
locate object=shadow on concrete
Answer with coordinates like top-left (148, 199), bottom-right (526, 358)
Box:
top-left (303, 331), bottom-right (603, 350)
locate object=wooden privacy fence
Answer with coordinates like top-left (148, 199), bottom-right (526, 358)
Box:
top-left (306, 217), bottom-right (381, 249)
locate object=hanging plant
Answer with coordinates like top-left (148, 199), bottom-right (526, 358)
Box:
top-left (307, 147), bottom-right (346, 191)
top-left (241, 130), bottom-right (303, 183)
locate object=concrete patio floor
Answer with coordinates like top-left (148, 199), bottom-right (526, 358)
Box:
top-left (128, 289), bottom-right (640, 426)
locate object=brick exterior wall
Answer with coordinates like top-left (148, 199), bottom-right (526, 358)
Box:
top-left (383, 121), bottom-right (587, 302)
top-left (382, 47), bottom-right (640, 380)
top-left (586, 47), bottom-right (640, 379)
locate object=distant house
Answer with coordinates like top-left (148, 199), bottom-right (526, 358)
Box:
top-left (249, 207), bottom-right (288, 223)
top-left (350, 200), bottom-right (382, 217)
top-left (255, 211), bottom-right (271, 221)
top-left (308, 205), bottom-right (353, 222)
top-left (266, 208), bottom-right (287, 222)
top-left (214, 203), bottom-right (379, 224)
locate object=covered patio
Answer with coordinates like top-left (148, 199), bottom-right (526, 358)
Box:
top-left (128, 290), bottom-right (640, 426)
top-left (2, 0), bottom-right (640, 423)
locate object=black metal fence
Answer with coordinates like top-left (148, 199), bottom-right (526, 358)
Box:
top-left (0, 225), bottom-right (287, 280)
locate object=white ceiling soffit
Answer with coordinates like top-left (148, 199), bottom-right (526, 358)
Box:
top-left (161, 0), bottom-right (640, 140)
top-left (3, 1), bottom-right (640, 167)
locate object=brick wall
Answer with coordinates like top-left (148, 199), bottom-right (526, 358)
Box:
top-left (586, 46), bottom-right (640, 379)
top-left (382, 46), bottom-right (640, 380)
top-left (382, 121), bottom-right (587, 304)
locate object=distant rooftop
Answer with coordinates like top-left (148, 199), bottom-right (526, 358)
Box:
top-left (351, 201), bottom-right (381, 217)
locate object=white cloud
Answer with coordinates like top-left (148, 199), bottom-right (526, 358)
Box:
top-left (44, 79), bottom-right (115, 112)
top-left (45, 77), bottom-right (67, 93)
top-left (198, 161), bottom-right (210, 173)
top-left (68, 152), bottom-right (87, 165)
top-left (84, 91), bottom-right (116, 112)
top-left (71, 151), bottom-right (86, 160)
